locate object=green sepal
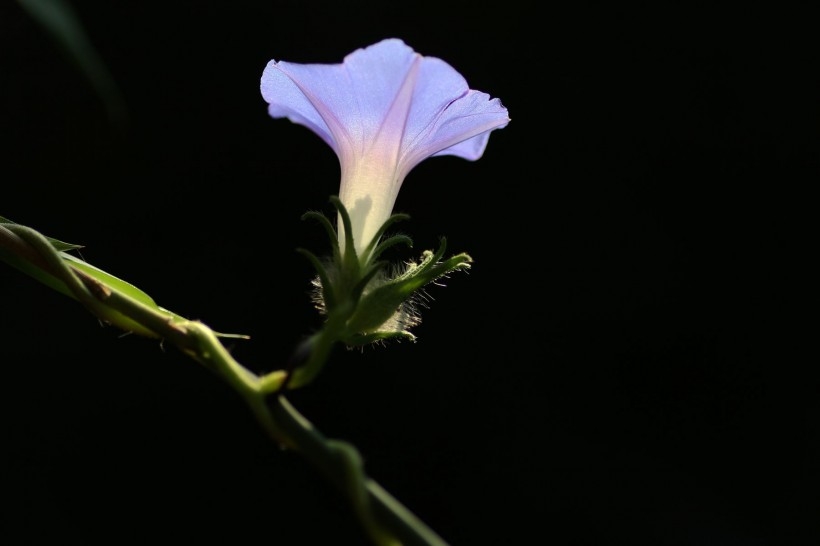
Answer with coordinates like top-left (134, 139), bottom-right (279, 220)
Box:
top-left (329, 196), bottom-right (360, 275)
top-left (296, 247), bottom-right (336, 311)
top-left (298, 200), bottom-right (473, 350)
top-left (361, 212), bottom-right (410, 263)
top-left (350, 260), bottom-right (387, 305)
top-left (370, 234), bottom-right (412, 263)
top-left (342, 238), bottom-right (472, 340)
top-left (301, 210), bottom-right (341, 267)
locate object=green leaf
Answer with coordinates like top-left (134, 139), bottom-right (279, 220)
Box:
top-left (0, 215), bottom-right (83, 252)
top-left (1, 217), bottom-right (248, 340)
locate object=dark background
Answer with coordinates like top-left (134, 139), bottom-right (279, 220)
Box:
top-left (1, 2), bottom-right (815, 544)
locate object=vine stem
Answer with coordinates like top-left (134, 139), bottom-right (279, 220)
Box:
top-left (0, 220), bottom-right (450, 546)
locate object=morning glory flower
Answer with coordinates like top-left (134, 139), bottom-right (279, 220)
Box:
top-left (260, 38), bottom-right (510, 262)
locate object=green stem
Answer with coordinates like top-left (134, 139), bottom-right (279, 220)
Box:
top-left (0, 219), bottom-right (451, 546)
top-left (266, 396), bottom-right (450, 546)
top-left (182, 320), bottom-right (449, 546)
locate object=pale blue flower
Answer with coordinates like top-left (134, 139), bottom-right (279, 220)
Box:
top-left (261, 38), bottom-right (509, 261)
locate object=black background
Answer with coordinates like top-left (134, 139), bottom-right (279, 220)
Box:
top-left (1, 2), bottom-right (815, 545)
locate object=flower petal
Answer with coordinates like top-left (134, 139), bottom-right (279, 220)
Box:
top-left (261, 39), bottom-right (422, 156)
top-left (261, 38), bottom-right (509, 170)
top-left (261, 60), bottom-right (338, 152)
top-left (402, 90), bottom-right (510, 174)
